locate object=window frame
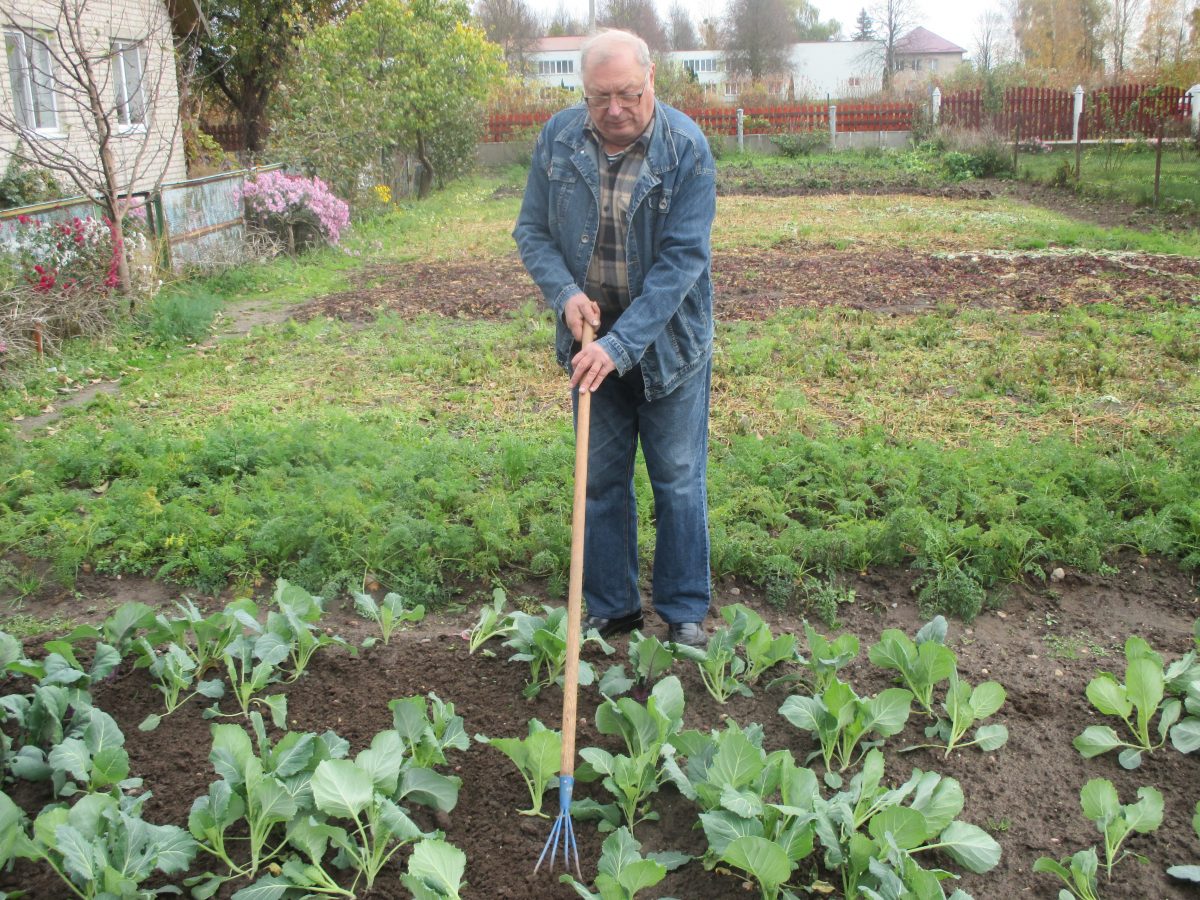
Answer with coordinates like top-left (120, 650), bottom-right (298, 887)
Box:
top-left (4, 28), bottom-right (61, 134)
top-left (537, 58), bottom-right (574, 76)
top-left (111, 38), bottom-right (147, 131)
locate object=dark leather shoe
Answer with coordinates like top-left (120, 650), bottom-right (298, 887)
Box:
top-left (583, 610), bottom-right (644, 638)
top-left (667, 621), bottom-right (708, 648)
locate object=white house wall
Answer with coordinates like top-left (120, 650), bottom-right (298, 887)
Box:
top-left (788, 41), bottom-right (881, 100)
top-left (1, 0), bottom-right (187, 196)
top-left (529, 41), bottom-right (888, 102)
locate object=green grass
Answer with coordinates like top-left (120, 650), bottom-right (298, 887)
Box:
top-left (1019, 145), bottom-right (1200, 213)
top-left (715, 194), bottom-right (1200, 254)
top-left (1, 159), bottom-right (1197, 620)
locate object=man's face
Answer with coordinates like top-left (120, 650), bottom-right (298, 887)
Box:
top-left (582, 47), bottom-right (655, 150)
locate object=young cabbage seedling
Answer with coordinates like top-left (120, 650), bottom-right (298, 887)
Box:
top-left (353, 589), bottom-right (425, 648)
top-left (268, 579), bottom-right (350, 679)
top-left (868, 616), bottom-right (957, 718)
top-left (401, 838), bottom-right (469, 899)
top-left (672, 612), bottom-right (752, 704)
top-left (309, 754), bottom-right (433, 893)
top-left (720, 834), bottom-right (798, 900)
top-left (1081, 777), bottom-right (1163, 879)
top-left (803, 749), bottom-right (1001, 897)
top-left (902, 671), bottom-right (1008, 757)
top-left (779, 678), bottom-right (912, 782)
top-left (136, 639), bottom-right (225, 731)
top-left (796, 621), bottom-right (860, 694)
top-left (723, 604), bottom-right (799, 685)
top-left (559, 826), bottom-right (688, 900)
top-left (466, 587), bottom-right (515, 655)
top-left (1074, 636), bottom-right (1175, 769)
top-left (504, 606), bottom-right (614, 699)
top-left (1, 789), bottom-right (197, 900)
top-left (205, 631), bottom-right (289, 728)
top-left (474, 718), bottom-right (561, 817)
top-left (46, 708), bottom-right (141, 799)
top-left (1033, 848), bottom-right (1102, 900)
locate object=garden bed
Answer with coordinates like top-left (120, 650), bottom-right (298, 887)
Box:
top-left (295, 245), bottom-right (1199, 326)
top-left (2, 555), bottom-right (1197, 898)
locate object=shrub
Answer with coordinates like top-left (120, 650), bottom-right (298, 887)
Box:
top-left (141, 286), bottom-right (222, 346)
top-left (771, 130), bottom-right (829, 158)
top-left (241, 171), bottom-right (350, 250)
top-left (702, 127), bottom-right (727, 160)
top-left (0, 158), bottom-right (63, 210)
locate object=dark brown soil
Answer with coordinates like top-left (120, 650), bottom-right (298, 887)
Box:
top-left (2, 558), bottom-right (1198, 899)
top-left (294, 246), bottom-right (1199, 326)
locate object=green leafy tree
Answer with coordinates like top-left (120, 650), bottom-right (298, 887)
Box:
top-left (271, 0), bottom-right (503, 200)
top-left (667, 2), bottom-right (700, 50)
top-left (788, 0), bottom-right (840, 40)
top-left (722, 0), bottom-right (795, 81)
top-left (600, 0), bottom-right (669, 50)
top-left (191, 0), bottom-right (340, 154)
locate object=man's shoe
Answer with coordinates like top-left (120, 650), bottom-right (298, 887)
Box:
top-left (583, 610), bottom-right (644, 638)
top-left (667, 622), bottom-right (708, 648)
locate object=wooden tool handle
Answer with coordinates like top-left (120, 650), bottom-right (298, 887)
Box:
top-left (560, 322), bottom-right (593, 775)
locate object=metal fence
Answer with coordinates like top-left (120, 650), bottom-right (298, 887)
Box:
top-left (0, 164), bottom-right (283, 272)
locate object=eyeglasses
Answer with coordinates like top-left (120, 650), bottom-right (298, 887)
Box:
top-left (583, 75), bottom-right (649, 109)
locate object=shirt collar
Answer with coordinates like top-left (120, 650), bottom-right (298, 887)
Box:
top-left (585, 115), bottom-right (656, 158)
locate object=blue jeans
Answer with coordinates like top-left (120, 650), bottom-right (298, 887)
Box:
top-left (574, 361), bottom-right (712, 625)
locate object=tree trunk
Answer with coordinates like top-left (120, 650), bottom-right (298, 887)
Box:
top-left (241, 90), bottom-right (269, 155)
top-left (415, 131), bottom-right (435, 200)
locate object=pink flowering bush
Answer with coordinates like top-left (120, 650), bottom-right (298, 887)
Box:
top-left (241, 171), bottom-right (350, 247)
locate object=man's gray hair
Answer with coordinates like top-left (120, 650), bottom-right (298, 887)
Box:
top-left (580, 29), bottom-right (651, 74)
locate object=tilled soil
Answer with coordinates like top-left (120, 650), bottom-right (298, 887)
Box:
top-left (295, 247), bottom-right (1199, 326)
top-left (2, 558), bottom-right (1198, 898)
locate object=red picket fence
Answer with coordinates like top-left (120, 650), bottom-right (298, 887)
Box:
top-left (940, 84), bottom-right (1193, 140)
top-left (1080, 84), bottom-right (1192, 138)
top-left (836, 101), bottom-right (914, 132)
top-left (483, 102), bottom-right (912, 141)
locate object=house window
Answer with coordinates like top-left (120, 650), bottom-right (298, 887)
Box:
top-left (537, 59), bottom-right (574, 75)
top-left (848, 77), bottom-right (861, 87)
top-left (4, 30), bottom-right (58, 132)
top-left (112, 40), bottom-right (146, 127)
top-left (684, 58), bottom-right (718, 74)
top-left (929, 59), bottom-right (939, 71)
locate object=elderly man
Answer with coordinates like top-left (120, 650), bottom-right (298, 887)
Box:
top-left (513, 28), bottom-right (716, 647)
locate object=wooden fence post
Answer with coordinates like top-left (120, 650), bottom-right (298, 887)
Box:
top-left (1154, 119), bottom-right (1164, 208)
top-left (1012, 114), bottom-right (1021, 172)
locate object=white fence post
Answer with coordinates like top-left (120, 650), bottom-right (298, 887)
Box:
top-left (829, 104), bottom-right (837, 150)
top-left (1072, 84), bottom-right (1085, 143)
top-left (931, 86), bottom-right (941, 125)
top-left (736, 107), bottom-right (744, 152)
top-left (1190, 84), bottom-right (1200, 137)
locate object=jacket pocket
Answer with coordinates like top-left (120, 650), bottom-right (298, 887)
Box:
top-left (549, 162), bottom-right (578, 226)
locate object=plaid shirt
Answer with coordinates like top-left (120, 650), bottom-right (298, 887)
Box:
top-left (584, 118), bottom-right (654, 335)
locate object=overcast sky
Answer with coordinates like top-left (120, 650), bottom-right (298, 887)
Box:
top-left (526, 1), bottom-right (1007, 62)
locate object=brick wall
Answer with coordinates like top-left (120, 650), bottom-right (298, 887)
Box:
top-left (1, 0), bottom-right (188, 194)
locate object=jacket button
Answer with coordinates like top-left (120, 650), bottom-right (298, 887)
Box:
top-left (659, 198), bottom-right (668, 210)
top-left (581, 235), bottom-right (590, 242)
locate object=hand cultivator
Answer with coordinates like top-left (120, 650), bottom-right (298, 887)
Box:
top-left (535, 324), bottom-right (594, 880)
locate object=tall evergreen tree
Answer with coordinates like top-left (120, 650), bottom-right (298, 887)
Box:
top-left (852, 7), bottom-right (875, 39)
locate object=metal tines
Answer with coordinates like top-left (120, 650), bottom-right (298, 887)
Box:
top-left (534, 774), bottom-right (581, 879)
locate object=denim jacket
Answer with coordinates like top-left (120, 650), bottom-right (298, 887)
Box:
top-left (513, 101), bottom-right (716, 401)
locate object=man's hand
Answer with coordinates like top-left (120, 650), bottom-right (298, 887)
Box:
top-left (570, 340), bottom-right (616, 393)
top-left (563, 292), bottom-right (601, 342)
